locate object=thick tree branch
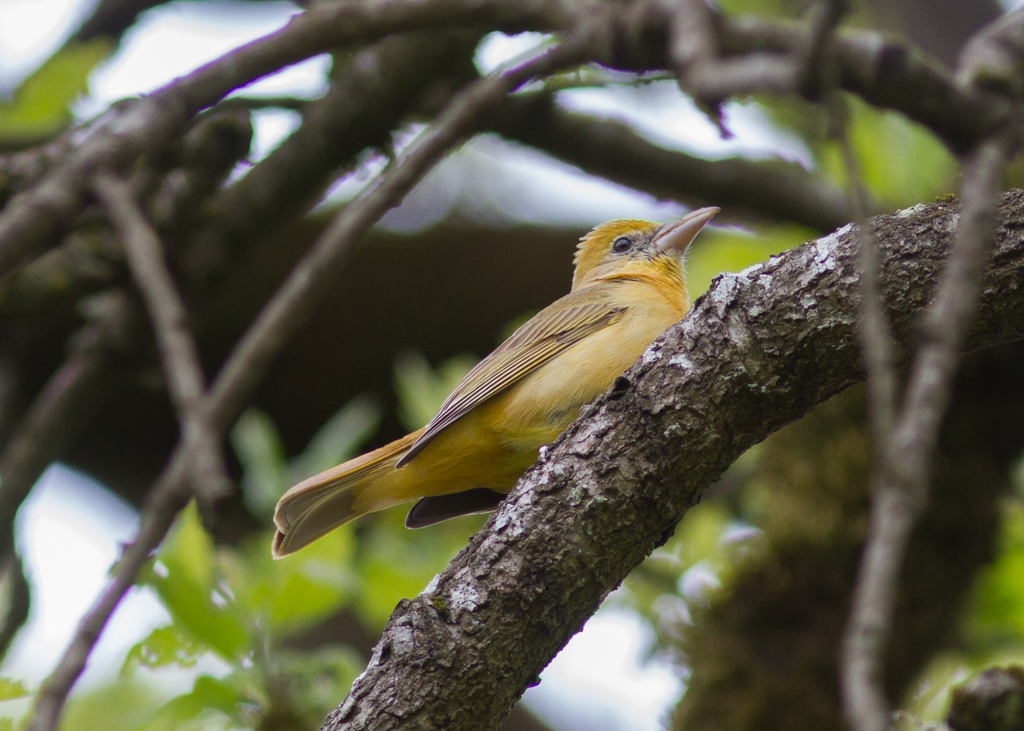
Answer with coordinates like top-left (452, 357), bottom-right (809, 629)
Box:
top-left (325, 189), bottom-right (1024, 731)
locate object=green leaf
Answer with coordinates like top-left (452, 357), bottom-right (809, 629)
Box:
top-left (0, 40), bottom-right (112, 145)
top-left (58, 677), bottom-right (162, 731)
top-left (393, 350), bottom-right (477, 431)
top-left (140, 502), bottom-right (248, 661)
top-left (356, 506), bottom-right (484, 629)
top-left (289, 395), bottom-right (381, 482)
top-left (966, 499), bottom-right (1024, 645)
top-left (225, 526), bottom-right (357, 638)
top-left (148, 674), bottom-right (241, 728)
top-left (231, 408), bottom-right (289, 520)
top-left (274, 645), bottom-right (365, 727)
top-left (121, 624), bottom-right (206, 676)
top-left (0, 677), bottom-right (28, 701)
top-left (685, 224), bottom-right (811, 300)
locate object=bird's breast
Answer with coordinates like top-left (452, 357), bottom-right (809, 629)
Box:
top-left (490, 290), bottom-right (684, 446)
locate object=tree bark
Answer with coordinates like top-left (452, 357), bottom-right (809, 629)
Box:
top-left (325, 189), bottom-right (1024, 730)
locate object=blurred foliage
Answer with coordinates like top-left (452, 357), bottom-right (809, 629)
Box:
top-left (118, 355), bottom-right (487, 730)
top-left (757, 93), bottom-right (958, 211)
top-left (392, 351), bottom-right (475, 433)
top-left (0, 41), bottom-right (111, 149)
top-left (230, 397), bottom-right (381, 521)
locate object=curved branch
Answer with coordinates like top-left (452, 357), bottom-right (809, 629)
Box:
top-left (94, 173), bottom-right (230, 504)
top-left (183, 30), bottom-right (480, 290)
top-left (327, 189), bottom-right (1024, 731)
top-left (0, 292), bottom-right (134, 556)
top-left (0, 549), bottom-right (31, 662)
top-left (486, 93), bottom-right (851, 231)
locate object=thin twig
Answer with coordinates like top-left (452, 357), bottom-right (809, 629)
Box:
top-left (796, 0), bottom-right (848, 98)
top-left (0, 295), bottom-right (132, 666)
top-left (0, 293), bottom-right (132, 568)
top-left (27, 458), bottom-right (190, 731)
top-left (670, 0), bottom-right (797, 104)
top-left (835, 100), bottom-right (897, 446)
top-left (841, 134), bottom-right (1012, 731)
top-left (0, 547), bottom-right (31, 661)
top-left (24, 29), bottom-right (600, 731)
top-left (203, 96), bottom-right (310, 114)
top-left (93, 172), bottom-right (230, 505)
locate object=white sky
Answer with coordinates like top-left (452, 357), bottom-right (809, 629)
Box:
top-left (0, 1), bottom-right (810, 727)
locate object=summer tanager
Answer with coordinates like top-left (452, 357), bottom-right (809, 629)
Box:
top-left (272, 207), bottom-right (719, 557)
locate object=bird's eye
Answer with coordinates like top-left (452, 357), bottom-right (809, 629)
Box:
top-left (612, 236), bottom-right (631, 253)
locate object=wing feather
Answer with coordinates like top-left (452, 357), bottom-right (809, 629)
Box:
top-left (396, 290), bottom-right (625, 466)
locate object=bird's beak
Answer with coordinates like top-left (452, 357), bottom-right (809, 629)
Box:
top-left (654, 207), bottom-right (720, 255)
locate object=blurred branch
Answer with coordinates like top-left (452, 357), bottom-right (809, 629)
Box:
top-left (0, 111), bottom-right (251, 319)
top-left (957, 7), bottom-right (1024, 98)
top-left (842, 133), bottom-right (1012, 731)
top-left (837, 100), bottom-right (897, 454)
top-left (325, 189), bottom-right (1024, 730)
top-left (795, 0), bottom-right (848, 98)
top-left (0, 292), bottom-right (133, 563)
top-left (0, 549), bottom-right (30, 662)
top-left (674, 347), bottom-right (1024, 730)
top-left (24, 31), bottom-right (600, 731)
top-left (0, 0), bottom-right (1014, 284)
top-left (184, 31), bottom-right (480, 290)
top-left (93, 173), bottom-right (231, 505)
top-left (487, 93), bottom-right (852, 231)
top-left (205, 96), bottom-right (311, 113)
top-left (670, 0), bottom-right (799, 103)
top-left (841, 10), bottom-right (1024, 729)
top-left (714, 15), bottom-right (1012, 150)
top-left (0, 293), bottom-right (135, 665)
top-left (71, 0), bottom-right (177, 45)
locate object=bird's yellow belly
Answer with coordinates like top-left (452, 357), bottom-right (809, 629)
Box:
top-left (399, 297), bottom-right (682, 500)
top-left (494, 305), bottom-right (678, 437)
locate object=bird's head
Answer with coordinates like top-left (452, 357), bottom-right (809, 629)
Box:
top-left (571, 207), bottom-right (719, 292)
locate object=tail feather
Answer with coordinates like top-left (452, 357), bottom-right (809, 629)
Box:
top-left (272, 429), bottom-right (422, 558)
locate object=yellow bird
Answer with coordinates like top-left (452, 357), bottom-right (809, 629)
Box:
top-left (272, 207), bottom-right (719, 557)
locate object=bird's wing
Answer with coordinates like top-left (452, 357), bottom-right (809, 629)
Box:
top-left (396, 287), bottom-right (626, 466)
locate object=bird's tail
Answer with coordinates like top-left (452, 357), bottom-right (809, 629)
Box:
top-left (272, 429), bottom-right (423, 558)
